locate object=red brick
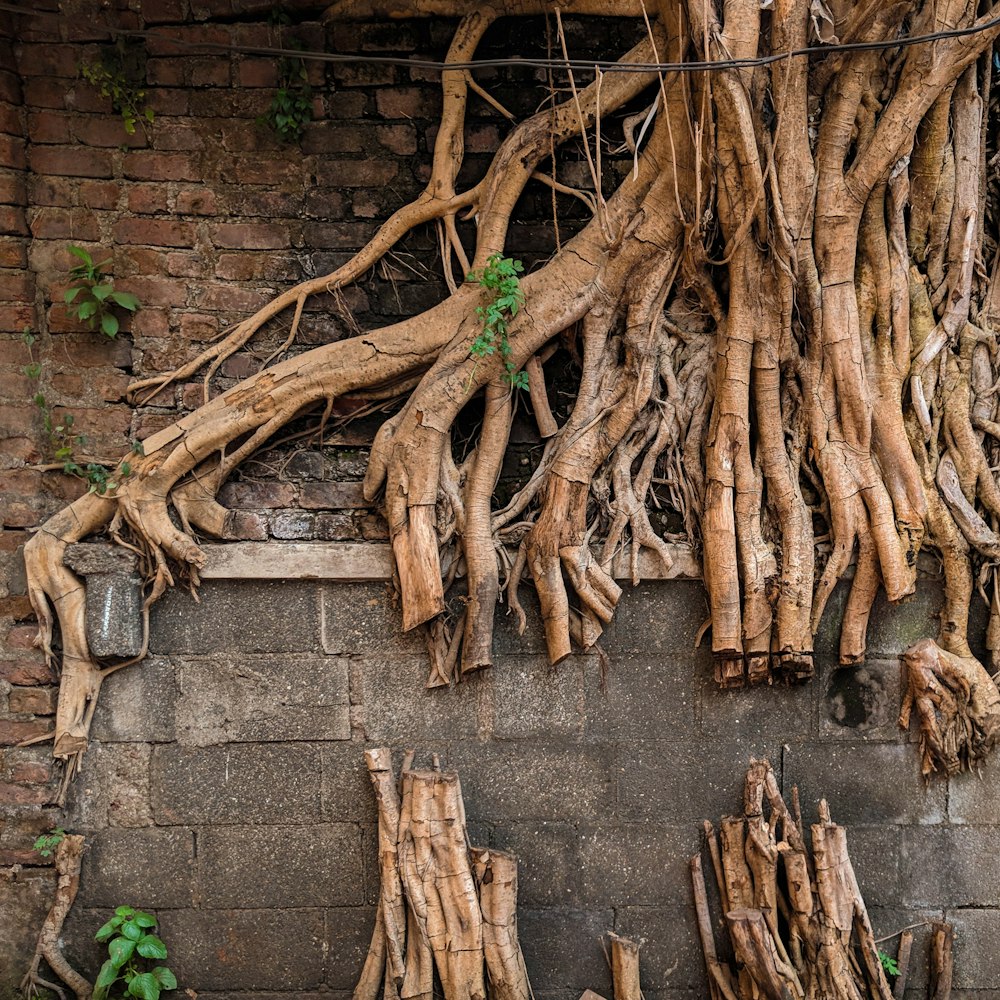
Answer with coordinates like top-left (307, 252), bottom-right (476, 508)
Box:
top-left (146, 58), bottom-right (186, 87)
top-left (123, 151), bottom-right (201, 182)
top-left (312, 159), bottom-right (398, 188)
top-left (29, 207), bottom-right (100, 241)
top-left (218, 481), bottom-right (295, 509)
top-left (131, 308), bottom-right (170, 338)
top-left (190, 58), bottom-right (230, 87)
top-left (127, 247), bottom-right (168, 275)
top-left (376, 124), bottom-right (418, 155)
top-left (299, 481), bottom-right (367, 509)
top-left (375, 87), bottom-right (440, 119)
top-left (78, 180), bottom-right (121, 210)
top-left (0, 781), bottom-right (50, 804)
top-left (0, 653), bottom-right (56, 685)
top-left (0, 271), bottom-right (34, 301)
top-left (27, 111), bottom-right (72, 144)
top-left (113, 218), bottom-right (196, 248)
top-left (127, 184), bottom-right (170, 215)
top-left (211, 222), bottom-right (289, 250)
top-left (0, 173), bottom-right (27, 206)
top-left (0, 104), bottom-right (20, 136)
top-left (166, 252), bottom-right (209, 277)
top-left (9, 687), bottom-right (57, 715)
top-left (141, 0), bottom-right (190, 22)
top-left (0, 204), bottom-right (28, 235)
top-left (231, 158), bottom-right (301, 186)
top-left (16, 44), bottom-right (80, 79)
top-left (238, 58), bottom-right (278, 88)
top-left (29, 145), bottom-right (113, 178)
top-left (11, 760), bottom-right (52, 784)
top-left (5, 624), bottom-right (40, 650)
top-left (177, 312), bottom-right (219, 339)
top-left (0, 303), bottom-right (35, 330)
top-left (0, 242), bottom-right (27, 268)
top-left (73, 116), bottom-right (147, 148)
top-left (223, 510), bottom-right (268, 541)
top-left (193, 284), bottom-right (270, 312)
top-left (152, 122), bottom-right (207, 152)
top-left (174, 187), bottom-right (217, 215)
top-left (27, 175), bottom-right (75, 208)
top-left (0, 133), bottom-right (26, 170)
top-left (147, 89), bottom-right (190, 115)
top-left (49, 334), bottom-right (131, 369)
top-left (22, 77), bottom-right (67, 109)
top-left (0, 720), bottom-right (49, 746)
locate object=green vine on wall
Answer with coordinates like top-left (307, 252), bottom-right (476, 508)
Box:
top-left (81, 38), bottom-right (154, 137)
top-left (259, 8), bottom-right (313, 142)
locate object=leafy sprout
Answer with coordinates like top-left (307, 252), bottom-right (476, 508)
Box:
top-left (64, 245), bottom-right (140, 339)
top-left (94, 906), bottom-right (177, 1000)
top-left (32, 828), bottom-right (66, 859)
top-left (467, 254), bottom-right (527, 390)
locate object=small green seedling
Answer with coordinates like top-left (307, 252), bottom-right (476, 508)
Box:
top-left (32, 828), bottom-right (66, 859)
top-left (64, 245), bottom-right (140, 339)
top-left (467, 254), bottom-right (527, 390)
top-left (94, 906), bottom-right (176, 1000)
top-left (81, 39), bottom-right (154, 137)
top-left (878, 949), bottom-right (900, 978)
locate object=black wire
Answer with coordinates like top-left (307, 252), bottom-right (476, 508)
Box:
top-left (1, 0), bottom-right (999, 76)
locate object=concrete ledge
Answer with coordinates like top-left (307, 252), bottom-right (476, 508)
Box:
top-left (198, 540), bottom-right (702, 581)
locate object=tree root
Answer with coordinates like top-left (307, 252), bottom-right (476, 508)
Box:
top-left (21, 835), bottom-right (91, 1000)
top-left (23, 0), bottom-right (1000, 779)
top-left (899, 637), bottom-right (1000, 776)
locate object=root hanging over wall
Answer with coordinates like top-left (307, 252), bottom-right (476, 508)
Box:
top-left (20, 0), bottom-right (1000, 777)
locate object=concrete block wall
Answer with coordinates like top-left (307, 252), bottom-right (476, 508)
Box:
top-left (0, 576), bottom-right (992, 998)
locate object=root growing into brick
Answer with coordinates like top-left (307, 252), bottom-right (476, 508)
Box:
top-left (21, 1), bottom-right (1000, 779)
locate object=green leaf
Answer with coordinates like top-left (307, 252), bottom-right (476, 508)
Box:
top-left (109, 935), bottom-right (136, 969)
top-left (93, 959), bottom-right (119, 1000)
top-left (101, 313), bottom-right (120, 338)
top-left (76, 300), bottom-right (98, 320)
top-left (128, 972), bottom-right (161, 1000)
top-left (137, 933), bottom-right (168, 960)
top-left (120, 461), bottom-right (132, 477)
top-left (64, 287), bottom-right (82, 303)
top-left (110, 291), bottom-right (140, 311)
top-left (67, 245), bottom-right (93, 266)
top-left (132, 440), bottom-right (145, 455)
top-left (133, 910), bottom-right (157, 928)
top-left (91, 283), bottom-right (112, 301)
top-left (121, 919), bottom-right (142, 941)
top-left (151, 967), bottom-right (176, 989)
top-left (115, 906), bottom-right (135, 918)
top-left (95, 920), bottom-right (119, 943)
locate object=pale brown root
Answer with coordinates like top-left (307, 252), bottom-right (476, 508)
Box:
top-left (471, 849), bottom-right (531, 1000)
top-left (609, 935), bottom-right (642, 1000)
top-left (21, 835), bottom-right (91, 1000)
top-left (899, 637), bottom-right (1000, 776)
top-left (928, 923), bottom-right (954, 1000)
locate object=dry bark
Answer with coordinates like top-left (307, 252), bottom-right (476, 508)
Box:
top-left (21, 834), bottom-right (91, 1000)
top-left (20, 1), bottom-right (1000, 776)
top-left (692, 761), bottom-right (954, 1000)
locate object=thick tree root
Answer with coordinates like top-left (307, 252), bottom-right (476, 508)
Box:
top-left (899, 637), bottom-right (1000, 776)
top-left (22, 0), bottom-right (1000, 779)
top-left (21, 835), bottom-right (91, 1000)
top-left (692, 760), bottom-right (952, 1000)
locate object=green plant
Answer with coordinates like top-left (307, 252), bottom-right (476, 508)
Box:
top-left (22, 329), bottom-right (142, 495)
top-left (259, 9), bottom-right (313, 141)
top-left (93, 906), bottom-right (176, 1000)
top-left (467, 254), bottom-right (527, 389)
top-left (32, 827), bottom-right (66, 859)
top-left (64, 245), bottom-right (140, 338)
top-left (81, 38), bottom-right (154, 136)
top-left (878, 949), bottom-right (900, 978)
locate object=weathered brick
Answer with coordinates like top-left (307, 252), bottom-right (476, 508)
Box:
top-left (174, 186), bottom-right (217, 214)
top-left (72, 117), bottom-right (146, 148)
top-left (218, 480), bottom-right (295, 508)
top-left (299, 481), bottom-right (367, 509)
top-left (173, 654), bottom-right (349, 745)
top-left (150, 579), bottom-right (321, 654)
top-left (0, 658), bottom-right (56, 686)
top-left (313, 159), bottom-right (399, 188)
top-left (321, 582), bottom-right (424, 657)
top-left (0, 781), bottom-right (50, 805)
top-left (112, 217), bottom-right (196, 247)
top-left (784, 742), bottom-right (945, 825)
top-left (29, 206), bottom-right (99, 241)
top-left (78, 179), bottom-right (120, 209)
top-left (81, 828), bottom-right (195, 906)
top-left (123, 151), bottom-right (201, 182)
top-left (8, 686), bottom-right (57, 715)
top-left (951, 910), bottom-right (1000, 989)
top-left (198, 824), bottom-right (362, 907)
top-left (819, 656), bottom-right (902, 741)
top-left (91, 657), bottom-right (176, 743)
top-left (62, 742), bottom-right (152, 830)
top-left (271, 510), bottom-right (315, 539)
top-left (517, 908), bottom-right (614, 992)
top-left (212, 222), bottom-right (290, 249)
top-left (901, 826), bottom-right (1000, 907)
top-left (29, 145), bottom-right (113, 178)
top-left (126, 183), bottom-right (170, 214)
top-left (151, 744), bottom-right (322, 824)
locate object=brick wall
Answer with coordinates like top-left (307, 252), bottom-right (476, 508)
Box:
top-left (2, 4), bottom-right (1000, 997)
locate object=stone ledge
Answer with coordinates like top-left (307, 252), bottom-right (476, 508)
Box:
top-left (67, 540), bottom-right (702, 582)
